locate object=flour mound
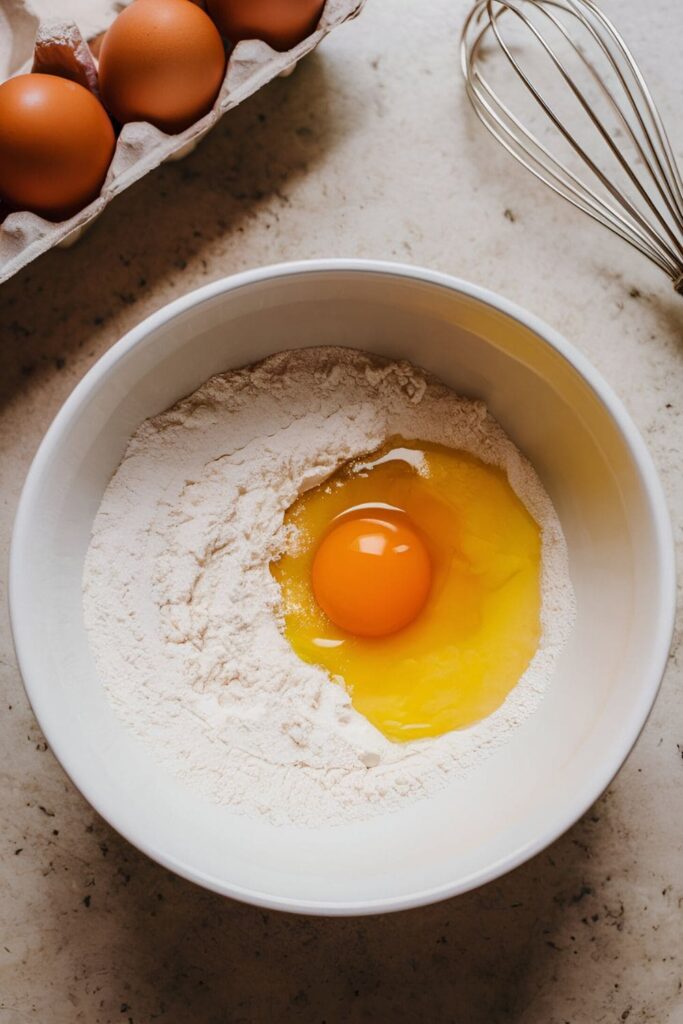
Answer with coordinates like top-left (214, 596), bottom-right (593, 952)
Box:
top-left (83, 347), bottom-right (575, 826)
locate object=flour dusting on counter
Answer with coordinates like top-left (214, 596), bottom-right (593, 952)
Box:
top-left (83, 347), bottom-right (575, 826)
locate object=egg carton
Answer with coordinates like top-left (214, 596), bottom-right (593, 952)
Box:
top-left (0, 0), bottom-right (365, 285)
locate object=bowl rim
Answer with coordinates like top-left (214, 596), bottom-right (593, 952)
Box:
top-left (9, 258), bottom-right (677, 915)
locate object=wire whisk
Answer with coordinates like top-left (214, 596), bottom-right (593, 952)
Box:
top-left (461, 0), bottom-right (683, 293)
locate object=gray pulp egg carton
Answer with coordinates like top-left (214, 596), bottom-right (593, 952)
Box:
top-left (0, 0), bottom-right (365, 285)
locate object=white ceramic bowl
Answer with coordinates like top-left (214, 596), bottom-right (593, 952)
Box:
top-left (10, 260), bottom-right (675, 915)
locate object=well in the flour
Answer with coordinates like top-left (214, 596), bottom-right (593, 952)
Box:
top-left (82, 346), bottom-right (575, 827)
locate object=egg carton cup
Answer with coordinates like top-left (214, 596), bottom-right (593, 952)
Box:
top-left (0, 0), bottom-right (365, 285)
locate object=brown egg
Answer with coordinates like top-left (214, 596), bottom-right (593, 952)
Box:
top-left (98, 0), bottom-right (226, 134)
top-left (206, 0), bottom-right (325, 51)
top-left (0, 74), bottom-right (115, 221)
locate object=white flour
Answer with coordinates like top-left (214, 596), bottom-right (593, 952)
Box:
top-left (83, 347), bottom-right (575, 826)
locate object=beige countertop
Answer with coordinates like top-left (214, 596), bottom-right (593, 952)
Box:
top-left (1, 1), bottom-right (682, 1020)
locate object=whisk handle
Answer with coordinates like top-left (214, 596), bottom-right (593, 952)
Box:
top-left (674, 274), bottom-right (683, 295)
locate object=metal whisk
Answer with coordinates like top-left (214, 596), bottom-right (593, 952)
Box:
top-left (461, 0), bottom-right (683, 293)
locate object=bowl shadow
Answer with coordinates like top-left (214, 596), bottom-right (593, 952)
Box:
top-left (29, 789), bottom-right (619, 1023)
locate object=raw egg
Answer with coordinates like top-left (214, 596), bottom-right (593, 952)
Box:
top-left (98, 0), bottom-right (226, 134)
top-left (272, 438), bottom-right (542, 742)
top-left (0, 74), bottom-right (115, 221)
top-left (206, 0), bottom-right (325, 51)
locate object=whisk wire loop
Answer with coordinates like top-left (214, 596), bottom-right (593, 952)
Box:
top-left (463, 16), bottom-right (678, 274)
top-left (488, 2), bottom-right (679, 264)
top-left (527, 1), bottom-right (683, 251)
top-left (461, 0), bottom-right (683, 292)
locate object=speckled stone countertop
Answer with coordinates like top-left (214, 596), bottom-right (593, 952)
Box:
top-left (1, 1), bottom-right (681, 1021)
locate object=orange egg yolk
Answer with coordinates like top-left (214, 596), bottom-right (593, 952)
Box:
top-left (311, 513), bottom-right (432, 638)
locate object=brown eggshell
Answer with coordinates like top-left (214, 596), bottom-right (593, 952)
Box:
top-left (0, 74), bottom-right (115, 221)
top-left (98, 0), bottom-right (226, 135)
top-left (207, 0), bottom-right (325, 51)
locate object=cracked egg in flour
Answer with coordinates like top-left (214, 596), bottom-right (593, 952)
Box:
top-left (272, 436), bottom-right (542, 742)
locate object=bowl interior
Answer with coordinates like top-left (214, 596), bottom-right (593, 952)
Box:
top-left (11, 265), bottom-right (672, 913)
